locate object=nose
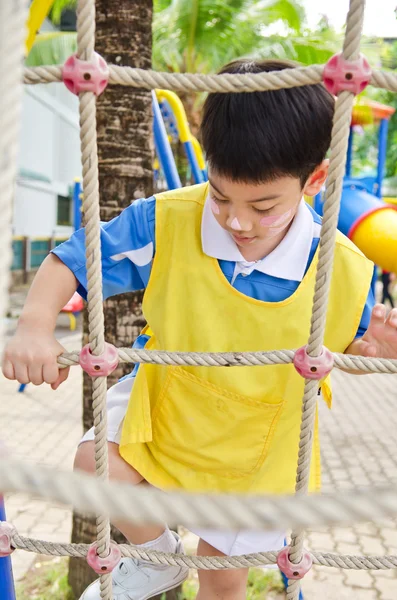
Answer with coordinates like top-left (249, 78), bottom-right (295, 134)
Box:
top-left (227, 214), bottom-right (252, 232)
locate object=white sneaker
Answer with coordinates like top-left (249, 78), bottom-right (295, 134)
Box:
top-left (79, 532), bottom-right (189, 600)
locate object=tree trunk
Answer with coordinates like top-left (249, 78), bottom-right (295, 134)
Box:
top-left (68, 0), bottom-right (164, 597)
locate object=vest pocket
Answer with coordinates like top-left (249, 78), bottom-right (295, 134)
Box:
top-left (151, 367), bottom-right (285, 478)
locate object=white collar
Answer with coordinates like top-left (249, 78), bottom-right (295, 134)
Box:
top-left (201, 197), bottom-right (315, 282)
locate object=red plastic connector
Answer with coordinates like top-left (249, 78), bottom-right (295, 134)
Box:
top-left (277, 546), bottom-right (313, 580)
top-left (323, 53), bottom-right (371, 96)
top-left (293, 346), bottom-right (334, 380)
top-left (0, 522), bottom-right (15, 557)
top-left (86, 541), bottom-right (122, 574)
top-left (79, 343), bottom-right (119, 377)
top-left (62, 52), bottom-right (109, 96)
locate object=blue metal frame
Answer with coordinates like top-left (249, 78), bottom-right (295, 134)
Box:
top-left (375, 118), bottom-right (389, 198)
top-left (152, 92), bottom-right (182, 190)
top-left (0, 497), bottom-right (16, 600)
top-left (345, 127), bottom-right (354, 177)
top-left (183, 140), bottom-right (205, 185)
top-left (73, 179), bottom-right (82, 231)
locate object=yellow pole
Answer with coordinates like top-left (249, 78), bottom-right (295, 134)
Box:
top-left (156, 89), bottom-right (192, 143)
top-left (25, 0), bottom-right (55, 55)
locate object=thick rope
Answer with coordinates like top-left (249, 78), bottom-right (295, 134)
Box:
top-left (0, 0), bottom-right (28, 341)
top-left (2, 460), bottom-right (397, 539)
top-left (286, 2), bottom-right (366, 598)
top-left (76, 0), bottom-right (111, 597)
top-left (9, 533), bottom-right (397, 571)
top-left (23, 64), bottom-right (397, 97)
top-left (54, 347), bottom-right (397, 374)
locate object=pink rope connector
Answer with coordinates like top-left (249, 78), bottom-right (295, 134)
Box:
top-left (293, 345), bottom-right (334, 380)
top-left (62, 52), bottom-right (109, 96)
top-left (0, 522), bottom-right (15, 557)
top-left (79, 342), bottom-right (119, 377)
top-left (86, 541), bottom-right (122, 574)
top-left (277, 546), bottom-right (313, 580)
top-left (323, 53), bottom-right (371, 96)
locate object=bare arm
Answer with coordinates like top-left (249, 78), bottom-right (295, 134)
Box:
top-left (2, 254), bottom-right (79, 389)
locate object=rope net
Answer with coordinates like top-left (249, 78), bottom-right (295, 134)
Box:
top-left (1, 0), bottom-right (397, 598)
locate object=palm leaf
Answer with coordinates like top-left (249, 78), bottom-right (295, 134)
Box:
top-left (25, 32), bottom-right (77, 66)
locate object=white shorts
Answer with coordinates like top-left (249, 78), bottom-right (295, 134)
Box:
top-left (80, 376), bottom-right (285, 559)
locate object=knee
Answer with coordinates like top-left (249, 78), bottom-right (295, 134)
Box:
top-left (74, 441), bottom-right (96, 474)
top-left (74, 441), bottom-right (144, 485)
top-left (198, 569), bottom-right (248, 598)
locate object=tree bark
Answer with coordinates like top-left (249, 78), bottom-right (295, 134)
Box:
top-left (68, 0), bottom-right (158, 597)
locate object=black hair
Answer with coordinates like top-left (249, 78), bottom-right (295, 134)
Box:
top-left (200, 59), bottom-right (334, 187)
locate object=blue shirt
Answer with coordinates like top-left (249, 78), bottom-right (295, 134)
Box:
top-left (53, 196), bottom-right (373, 341)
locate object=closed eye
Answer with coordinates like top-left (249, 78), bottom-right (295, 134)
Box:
top-left (253, 206), bottom-right (275, 214)
top-left (212, 195), bottom-right (229, 205)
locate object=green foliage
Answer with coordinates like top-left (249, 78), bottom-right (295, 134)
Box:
top-left (152, 0), bottom-right (328, 73)
top-left (178, 568), bottom-right (284, 599)
top-left (49, 0), bottom-right (77, 25)
top-left (16, 557), bottom-right (74, 600)
top-left (25, 32), bottom-right (77, 67)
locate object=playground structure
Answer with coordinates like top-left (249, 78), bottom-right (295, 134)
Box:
top-left (315, 98), bottom-right (397, 275)
top-left (4, 2), bottom-right (397, 600)
top-left (152, 89), bottom-right (207, 190)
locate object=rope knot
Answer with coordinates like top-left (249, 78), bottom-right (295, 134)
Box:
top-left (79, 343), bottom-right (119, 377)
top-left (63, 52), bottom-right (109, 96)
top-left (0, 521), bottom-right (16, 557)
top-left (293, 346), bottom-right (334, 380)
top-left (86, 541), bottom-right (122, 574)
top-left (277, 546), bottom-right (312, 580)
top-left (323, 53), bottom-right (371, 96)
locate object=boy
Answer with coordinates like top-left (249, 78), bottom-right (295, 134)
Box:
top-left (3, 59), bottom-right (397, 600)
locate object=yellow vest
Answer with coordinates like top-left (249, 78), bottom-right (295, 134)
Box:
top-left (120, 183), bottom-right (373, 494)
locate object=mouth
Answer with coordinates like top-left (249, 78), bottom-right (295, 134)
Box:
top-left (231, 233), bottom-right (257, 245)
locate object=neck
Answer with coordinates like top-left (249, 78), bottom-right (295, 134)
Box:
top-left (238, 223), bottom-right (292, 262)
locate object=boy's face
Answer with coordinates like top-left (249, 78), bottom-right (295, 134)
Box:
top-left (208, 162), bottom-right (328, 252)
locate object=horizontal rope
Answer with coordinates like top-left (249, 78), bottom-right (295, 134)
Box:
top-left (23, 64), bottom-right (323, 91)
top-left (10, 532), bottom-right (397, 571)
top-left (2, 460), bottom-right (397, 535)
top-left (56, 346), bottom-right (397, 374)
top-left (22, 64), bottom-right (397, 96)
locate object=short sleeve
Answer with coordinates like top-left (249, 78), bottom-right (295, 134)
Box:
top-left (52, 197), bottom-right (156, 300)
top-left (355, 286), bottom-right (375, 338)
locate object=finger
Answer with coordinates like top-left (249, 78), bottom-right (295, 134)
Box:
top-left (14, 364), bottom-right (29, 384)
top-left (28, 364), bottom-right (44, 386)
top-left (370, 304), bottom-right (386, 325)
top-left (351, 338), bottom-right (377, 358)
top-left (42, 361), bottom-right (60, 385)
top-left (362, 343), bottom-right (377, 357)
top-left (1, 359), bottom-right (15, 380)
top-left (51, 366), bottom-right (70, 391)
top-left (386, 308), bottom-right (397, 328)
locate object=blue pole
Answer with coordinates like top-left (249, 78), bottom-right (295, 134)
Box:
top-left (376, 118), bottom-right (389, 198)
top-left (73, 179), bottom-right (82, 231)
top-left (152, 92), bottom-right (182, 190)
top-left (0, 497), bottom-right (16, 600)
top-left (345, 127), bottom-right (353, 177)
top-left (183, 140), bottom-right (204, 184)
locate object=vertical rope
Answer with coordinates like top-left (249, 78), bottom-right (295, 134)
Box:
top-left (286, 1), bottom-right (366, 598)
top-left (0, 0), bottom-right (28, 343)
top-left (76, 0), bottom-right (112, 597)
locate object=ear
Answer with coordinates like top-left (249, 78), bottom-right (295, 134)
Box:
top-left (303, 160), bottom-right (329, 197)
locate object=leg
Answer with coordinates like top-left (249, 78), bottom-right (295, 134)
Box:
top-left (74, 441), bottom-right (165, 543)
top-left (75, 441), bottom-right (188, 600)
top-left (196, 538), bottom-right (248, 600)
